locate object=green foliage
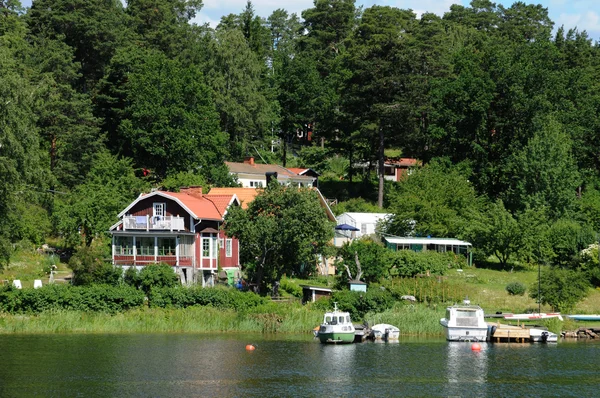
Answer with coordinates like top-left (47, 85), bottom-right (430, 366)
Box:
top-left (466, 199), bottom-right (520, 267)
top-left (119, 49), bottom-right (227, 179)
top-left (505, 282), bottom-right (526, 296)
top-left (384, 160), bottom-right (482, 237)
top-left (224, 184), bottom-right (334, 293)
top-left (336, 238), bottom-right (389, 284)
top-left (53, 152), bottom-right (148, 247)
top-left (546, 218), bottom-right (595, 266)
top-left (332, 198), bottom-right (381, 216)
top-left (503, 117), bottom-right (580, 217)
top-left (69, 243), bottom-right (121, 286)
top-left (529, 266), bottom-right (590, 312)
top-left (147, 285), bottom-right (267, 310)
top-left (136, 264), bottom-right (180, 295)
top-left (388, 250), bottom-right (465, 278)
top-left (0, 284), bottom-right (144, 314)
top-left (160, 171), bottom-right (207, 192)
top-left (279, 277), bottom-right (303, 298)
top-left (317, 289), bottom-right (395, 320)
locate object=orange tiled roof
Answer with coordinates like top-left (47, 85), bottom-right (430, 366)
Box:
top-left (207, 188), bottom-right (259, 209)
top-left (155, 191), bottom-right (223, 220)
top-left (204, 194), bottom-right (237, 216)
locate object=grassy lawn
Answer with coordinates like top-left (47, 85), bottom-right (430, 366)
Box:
top-left (0, 247), bottom-right (71, 288)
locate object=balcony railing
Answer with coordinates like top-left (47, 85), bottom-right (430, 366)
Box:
top-left (122, 215), bottom-right (185, 231)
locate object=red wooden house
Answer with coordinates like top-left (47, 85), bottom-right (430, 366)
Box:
top-left (109, 186), bottom-right (240, 286)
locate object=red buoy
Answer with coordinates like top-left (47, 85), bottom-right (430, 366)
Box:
top-left (471, 343), bottom-right (481, 351)
top-left (246, 344), bottom-right (256, 351)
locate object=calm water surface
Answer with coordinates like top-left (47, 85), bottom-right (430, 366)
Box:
top-left (0, 333), bottom-right (598, 397)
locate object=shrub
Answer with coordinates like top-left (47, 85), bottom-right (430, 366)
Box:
top-left (388, 250), bottom-right (465, 278)
top-left (0, 284), bottom-right (144, 314)
top-left (530, 266), bottom-right (590, 312)
top-left (70, 244), bottom-right (119, 286)
top-left (280, 277), bottom-right (302, 298)
top-left (505, 282), bottom-right (526, 296)
top-left (138, 264), bottom-right (180, 295)
top-left (320, 289), bottom-right (396, 320)
top-left (147, 285), bottom-right (266, 310)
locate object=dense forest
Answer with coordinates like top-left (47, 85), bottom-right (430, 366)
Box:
top-left (1, 0), bottom-right (600, 282)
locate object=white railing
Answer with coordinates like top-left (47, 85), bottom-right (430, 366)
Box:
top-left (122, 215), bottom-right (185, 231)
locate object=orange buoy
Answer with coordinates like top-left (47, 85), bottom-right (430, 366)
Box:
top-left (246, 344), bottom-right (256, 351)
top-left (471, 343), bottom-right (482, 351)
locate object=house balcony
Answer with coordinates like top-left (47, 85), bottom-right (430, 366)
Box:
top-left (122, 215), bottom-right (185, 231)
top-left (113, 255), bottom-right (194, 267)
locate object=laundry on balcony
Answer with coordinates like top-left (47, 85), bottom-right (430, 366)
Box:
top-left (135, 216), bottom-right (148, 227)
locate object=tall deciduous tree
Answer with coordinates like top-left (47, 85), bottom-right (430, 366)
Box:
top-left (224, 184), bottom-right (334, 293)
top-left (503, 117), bottom-right (580, 217)
top-left (119, 49), bottom-right (227, 180)
top-left (53, 152), bottom-right (147, 247)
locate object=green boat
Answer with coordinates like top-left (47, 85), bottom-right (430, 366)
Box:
top-left (317, 303), bottom-right (355, 344)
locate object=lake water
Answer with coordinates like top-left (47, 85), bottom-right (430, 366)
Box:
top-left (0, 333), bottom-right (598, 397)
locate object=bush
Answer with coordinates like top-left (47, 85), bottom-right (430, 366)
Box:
top-left (137, 264), bottom-right (180, 295)
top-left (505, 282), bottom-right (526, 296)
top-left (70, 244), bottom-right (119, 286)
top-left (530, 266), bottom-right (590, 312)
top-left (147, 285), bottom-right (267, 310)
top-left (315, 289), bottom-right (396, 320)
top-left (280, 277), bottom-right (303, 298)
top-left (388, 250), bottom-right (465, 278)
top-left (0, 284), bottom-right (144, 314)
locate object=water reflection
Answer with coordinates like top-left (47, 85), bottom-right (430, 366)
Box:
top-left (445, 342), bottom-right (489, 397)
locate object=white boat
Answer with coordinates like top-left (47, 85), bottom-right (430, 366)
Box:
top-left (440, 299), bottom-right (490, 342)
top-left (317, 303), bottom-right (355, 344)
top-left (529, 328), bottom-right (558, 343)
top-left (371, 324), bottom-right (400, 341)
top-left (503, 313), bottom-right (563, 321)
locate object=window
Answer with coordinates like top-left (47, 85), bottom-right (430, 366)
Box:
top-left (218, 238), bottom-right (224, 249)
top-left (202, 238), bottom-right (210, 257)
top-left (225, 239), bottom-right (232, 257)
top-left (360, 223), bottom-right (367, 235)
top-left (115, 236), bottom-right (133, 255)
top-left (179, 235), bottom-right (193, 257)
top-left (153, 203), bottom-right (165, 218)
top-left (158, 237), bottom-right (176, 256)
top-left (138, 237), bottom-right (154, 256)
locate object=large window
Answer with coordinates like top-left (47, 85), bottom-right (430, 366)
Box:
top-left (225, 239), bottom-right (232, 257)
top-left (115, 236), bottom-right (133, 255)
top-left (158, 237), bottom-right (176, 256)
top-left (179, 235), bottom-right (193, 257)
top-left (138, 237), bottom-right (154, 256)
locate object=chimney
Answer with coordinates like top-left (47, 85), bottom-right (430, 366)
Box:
top-left (180, 186), bottom-right (203, 199)
top-left (243, 156), bottom-right (255, 165)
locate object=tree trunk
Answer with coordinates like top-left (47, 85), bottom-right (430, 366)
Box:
top-left (378, 127), bottom-right (385, 208)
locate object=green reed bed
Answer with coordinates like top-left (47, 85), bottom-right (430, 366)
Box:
top-left (0, 303), bottom-right (323, 335)
top-left (365, 303), bottom-right (444, 336)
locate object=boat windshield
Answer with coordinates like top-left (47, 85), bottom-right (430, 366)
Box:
top-left (456, 310), bottom-right (478, 318)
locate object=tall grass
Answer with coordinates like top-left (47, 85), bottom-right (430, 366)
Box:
top-left (0, 303), bottom-right (324, 335)
top-left (365, 303), bottom-right (444, 335)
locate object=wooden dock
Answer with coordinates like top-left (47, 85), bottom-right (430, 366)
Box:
top-left (489, 323), bottom-right (531, 343)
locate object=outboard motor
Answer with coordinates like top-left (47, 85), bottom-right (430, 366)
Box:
top-left (541, 331), bottom-right (549, 343)
top-left (487, 325), bottom-right (497, 341)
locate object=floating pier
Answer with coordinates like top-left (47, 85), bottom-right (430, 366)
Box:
top-left (489, 323), bottom-right (532, 343)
